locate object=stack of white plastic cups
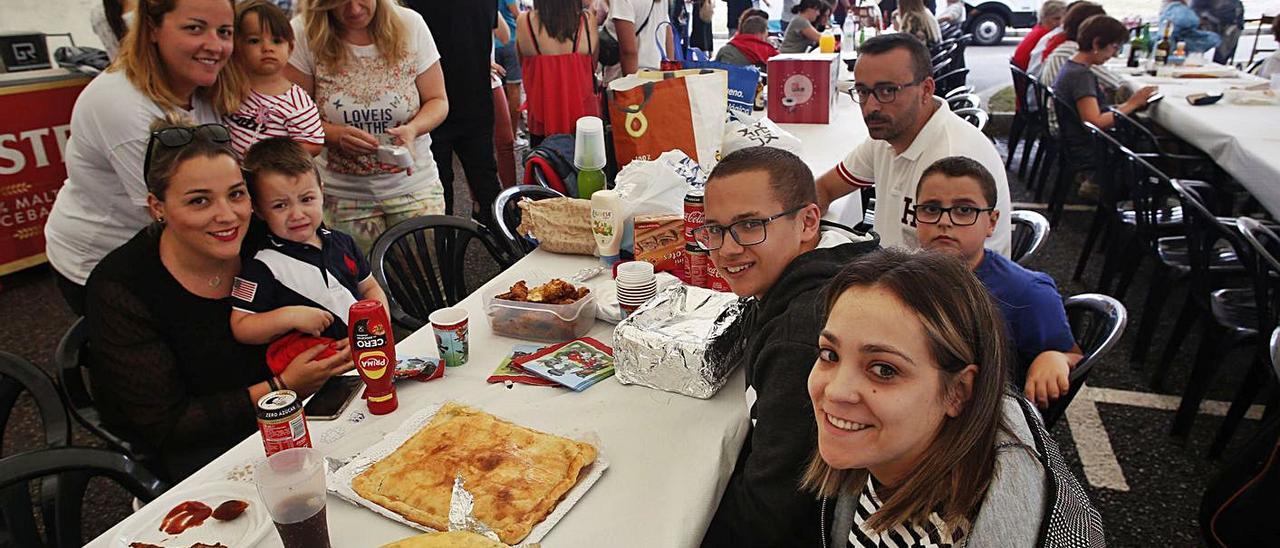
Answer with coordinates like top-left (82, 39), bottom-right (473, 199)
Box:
top-left (616, 261), bottom-right (658, 318)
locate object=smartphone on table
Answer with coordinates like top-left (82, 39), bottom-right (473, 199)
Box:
top-left (303, 375), bottom-right (363, 420)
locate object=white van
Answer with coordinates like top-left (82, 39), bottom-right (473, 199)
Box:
top-left (964, 0), bottom-right (1041, 46)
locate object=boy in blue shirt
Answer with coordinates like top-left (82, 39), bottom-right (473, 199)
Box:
top-left (913, 156), bottom-right (1082, 407)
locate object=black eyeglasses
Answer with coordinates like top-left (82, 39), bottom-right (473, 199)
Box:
top-left (690, 205), bottom-right (805, 251)
top-left (912, 204), bottom-right (996, 226)
top-left (851, 79), bottom-right (924, 104)
top-left (143, 124), bottom-right (233, 186)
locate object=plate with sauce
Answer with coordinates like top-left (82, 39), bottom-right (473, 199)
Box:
top-left (114, 481), bottom-right (272, 548)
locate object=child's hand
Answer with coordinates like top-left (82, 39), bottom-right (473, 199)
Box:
top-left (288, 306), bottom-right (334, 337)
top-left (1024, 351), bottom-right (1072, 409)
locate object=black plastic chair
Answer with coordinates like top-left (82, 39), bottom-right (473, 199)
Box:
top-left (944, 92), bottom-right (981, 111)
top-left (0, 447), bottom-right (167, 547)
top-left (1010, 210), bottom-right (1050, 265)
top-left (1, 351), bottom-right (70, 548)
top-left (53, 319), bottom-right (152, 461)
top-left (952, 107), bottom-right (988, 132)
top-left (490, 185), bottom-right (566, 257)
top-left (1009, 65), bottom-right (1045, 180)
top-left (370, 215), bottom-right (517, 330)
top-left (1043, 293), bottom-right (1129, 428)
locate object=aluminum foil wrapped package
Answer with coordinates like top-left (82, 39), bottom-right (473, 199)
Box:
top-left (613, 284), bottom-right (745, 398)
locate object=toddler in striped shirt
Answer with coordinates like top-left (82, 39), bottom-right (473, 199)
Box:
top-left (224, 0), bottom-right (324, 159)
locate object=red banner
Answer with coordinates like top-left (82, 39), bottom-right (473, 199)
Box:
top-left (0, 75), bottom-right (91, 275)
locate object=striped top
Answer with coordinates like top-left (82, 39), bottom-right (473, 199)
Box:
top-left (849, 476), bottom-right (969, 548)
top-left (223, 84), bottom-right (324, 158)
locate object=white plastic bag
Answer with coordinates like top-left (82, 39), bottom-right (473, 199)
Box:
top-left (613, 150), bottom-right (706, 253)
top-left (720, 113), bottom-right (803, 156)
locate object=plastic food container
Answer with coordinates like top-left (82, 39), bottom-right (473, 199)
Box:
top-left (483, 280), bottom-right (597, 342)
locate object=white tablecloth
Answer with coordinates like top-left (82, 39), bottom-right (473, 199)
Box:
top-left (86, 251), bottom-right (750, 548)
top-left (1112, 63), bottom-right (1280, 216)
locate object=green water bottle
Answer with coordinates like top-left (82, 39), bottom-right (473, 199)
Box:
top-left (573, 116), bottom-right (607, 199)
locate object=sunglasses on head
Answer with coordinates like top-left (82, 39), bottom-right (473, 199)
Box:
top-left (143, 123), bottom-right (234, 187)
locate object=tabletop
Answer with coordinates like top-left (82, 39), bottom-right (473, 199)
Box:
top-left (86, 250), bottom-right (751, 548)
top-left (1109, 62), bottom-right (1280, 216)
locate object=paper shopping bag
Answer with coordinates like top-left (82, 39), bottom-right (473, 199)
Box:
top-left (607, 70), bottom-right (728, 169)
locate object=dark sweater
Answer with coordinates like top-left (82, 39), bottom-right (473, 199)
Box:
top-left (703, 235), bottom-right (880, 547)
top-left (86, 226), bottom-right (268, 481)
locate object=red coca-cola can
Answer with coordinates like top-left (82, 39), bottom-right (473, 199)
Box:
top-left (707, 261), bottom-right (731, 292)
top-left (684, 189), bottom-right (705, 245)
top-left (686, 243), bottom-right (708, 288)
top-left (256, 390), bottom-right (311, 456)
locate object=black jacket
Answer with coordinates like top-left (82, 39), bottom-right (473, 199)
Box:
top-left (703, 234), bottom-right (879, 547)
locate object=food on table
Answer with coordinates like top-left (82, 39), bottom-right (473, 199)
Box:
top-left (159, 501), bottom-right (212, 534)
top-left (380, 531), bottom-right (511, 548)
top-left (211, 499), bottom-right (249, 521)
top-left (189, 544), bottom-right (229, 548)
top-left (495, 279), bottom-right (590, 305)
top-left (351, 403), bottom-right (597, 544)
top-left (129, 543), bottom-right (164, 548)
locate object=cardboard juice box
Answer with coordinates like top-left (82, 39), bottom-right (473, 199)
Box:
top-left (767, 52), bottom-right (839, 124)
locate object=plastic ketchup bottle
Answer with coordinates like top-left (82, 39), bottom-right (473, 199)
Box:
top-left (349, 300), bottom-right (398, 415)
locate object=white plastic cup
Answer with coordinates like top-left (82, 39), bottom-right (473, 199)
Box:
top-left (254, 447), bottom-right (331, 548)
top-left (573, 116), bottom-right (607, 170)
top-left (616, 261), bottom-right (656, 283)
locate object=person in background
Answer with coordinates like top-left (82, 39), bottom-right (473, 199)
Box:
top-left (495, 0), bottom-right (525, 147)
top-left (814, 34), bottom-right (1013, 255)
top-left (491, 26), bottom-right (519, 188)
top-left (47, 0), bottom-right (245, 315)
top-left (287, 0), bottom-right (448, 254)
top-left (408, 0), bottom-right (504, 225)
top-left (1027, 0), bottom-right (1086, 79)
top-left (606, 0), bottom-right (674, 80)
top-left (90, 0), bottom-right (137, 60)
top-left (517, 0), bottom-right (601, 145)
top-left (832, 0), bottom-right (850, 28)
top-left (1052, 15), bottom-right (1156, 194)
top-left (699, 146), bottom-right (878, 547)
top-left (780, 0), bottom-right (801, 26)
top-left (780, 0), bottom-right (826, 54)
top-left (1012, 0), bottom-right (1065, 71)
top-left (690, 0), bottom-right (716, 53)
top-left (714, 15), bottom-right (776, 70)
top-left (737, 6), bottom-right (771, 30)
top-left (1258, 19), bottom-right (1280, 79)
top-left (806, 249), bottom-right (1103, 547)
top-left (1159, 0), bottom-right (1221, 54)
top-left (726, 0), bottom-right (754, 36)
top-left (892, 0), bottom-right (941, 47)
top-left (913, 156), bottom-right (1083, 407)
top-left (1192, 0), bottom-right (1243, 64)
top-left (935, 0), bottom-right (964, 25)
top-left (87, 119), bottom-right (353, 482)
top-left (1039, 1), bottom-right (1117, 134)
top-left (224, 0), bottom-right (324, 159)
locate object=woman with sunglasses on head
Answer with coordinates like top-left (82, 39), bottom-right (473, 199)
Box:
top-left (46, 0), bottom-right (246, 315)
top-left (806, 249), bottom-right (1103, 547)
top-left (85, 119), bottom-right (354, 482)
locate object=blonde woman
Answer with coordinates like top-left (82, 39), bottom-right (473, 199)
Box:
top-left (46, 0), bottom-right (245, 314)
top-left (806, 249), bottom-right (1104, 547)
top-left (893, 0), bottom-right (941, 46)
top-left (286, 0), bottom-right (448, 253)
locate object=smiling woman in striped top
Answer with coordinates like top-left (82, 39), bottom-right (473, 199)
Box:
top-left (804, 249), bottom-right (1105, 547)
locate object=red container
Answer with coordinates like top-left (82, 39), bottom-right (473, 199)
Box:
top-left (767, 53), bottom-right (840, 124)
top-left (256, 390), bottom-right (311, 456)
top-left (706, 261), bottom-right (731, 292)
top-left (685, 244), bottom-right (708, 288)
top-left (349, 300), bottom-right (398, 415)
top-left (684, 189), bottom-right (705, 245)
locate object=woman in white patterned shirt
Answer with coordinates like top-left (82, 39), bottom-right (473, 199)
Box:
top-left (803, 249), bottom-right (1104, 547)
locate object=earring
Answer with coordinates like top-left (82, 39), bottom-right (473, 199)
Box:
top-left (157, 216), bottom-right (165, 224)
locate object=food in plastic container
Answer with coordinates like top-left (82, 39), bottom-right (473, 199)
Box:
top-left (484, 279), bottom-right (597, 342)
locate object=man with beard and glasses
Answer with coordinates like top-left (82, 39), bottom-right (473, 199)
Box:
top-left (814, 33), bottom-right (1013, 255)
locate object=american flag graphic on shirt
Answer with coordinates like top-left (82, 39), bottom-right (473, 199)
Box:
top-left (223, 84), bottom-right (324, 158)
top-left (231, 277), bottom-right (258, 303)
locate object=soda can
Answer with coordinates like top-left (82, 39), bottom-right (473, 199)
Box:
top-left (684, 189), bottom-right (705, 245)
top-left (707, 261), bottom-right (731, 292)
top-left (686, 243), bottom-right (708, 288)
top-left (257, 390), bottom-right (312, 456)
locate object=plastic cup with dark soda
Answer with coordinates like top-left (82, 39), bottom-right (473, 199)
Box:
top-left (254, 447), bottom-right (331, 548)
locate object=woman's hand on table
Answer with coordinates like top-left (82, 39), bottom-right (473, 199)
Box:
top-left (1125, 85), bottom-right (1159, 111)
top-left (281, 339), bottom-right (355, 398)
top-left (330, 125), bottom-right (380, 156)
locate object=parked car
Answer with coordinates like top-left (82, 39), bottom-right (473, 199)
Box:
top-left (965, 0), bottom-right (1040, 46)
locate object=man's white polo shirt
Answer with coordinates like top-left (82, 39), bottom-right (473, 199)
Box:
top-left (834, 98), bottom-right (1013, 256)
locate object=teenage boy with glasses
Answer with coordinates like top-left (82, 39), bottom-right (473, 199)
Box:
top-left (699, 147), bottom-right (878, 547)
top-left (814, 33), bottom-right (1014, 256)
top-left (914, 156), bottom-right (1082, 409)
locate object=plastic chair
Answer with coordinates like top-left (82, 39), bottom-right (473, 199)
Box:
top-left (952, 107), bottom-right (988, 132)
top-left (491, 185), bottom-right (566, 258)
top-left (1010, 210), bottom-right (1050, 265)
top-left (945, 92), bottom-right (981, 111)
top-left (0, 447), bottom-right (167, 547)
top-left (370, 215), bottom-right (517, 331)
top-left (1042, 293), bottom-right (1128, 428)
top-left (53, 319), bottom-right (156, 462)
top-left (1, 351), bottom-right (70, 548)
